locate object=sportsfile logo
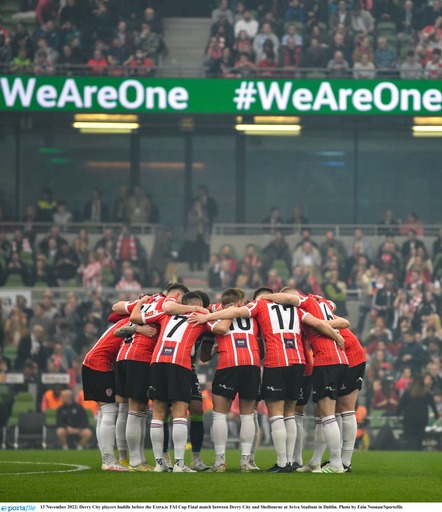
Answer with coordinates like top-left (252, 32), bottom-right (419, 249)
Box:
top-left (1, 506), bottom-right (36, 511)
top-left (233, 80), bottom-right (442, 113)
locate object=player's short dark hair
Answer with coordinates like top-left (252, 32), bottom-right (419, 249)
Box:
top-left (253, 286), bottom-right (274, 299)
top-left (194, 289), bottom-right (211, 308)
top-left (221, 288), bottom-right (243, 306)
top-left (165, 282), bottom-right (189, 295)
top-left (182, 291), bottom-right (203, 305)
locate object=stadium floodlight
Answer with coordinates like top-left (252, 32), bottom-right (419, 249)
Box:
top-left (73, 122), bottom-right (139, 133)
top-left (235, 124), bottom-right (301, 136)
top-left (412, 125), bottom-right (442, 137)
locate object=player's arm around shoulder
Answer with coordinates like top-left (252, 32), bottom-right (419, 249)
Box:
top-left (303, 314), bottom-right (345, 348)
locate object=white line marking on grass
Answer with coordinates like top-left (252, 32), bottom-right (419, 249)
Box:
top-left (0, 461), bottom-right (90, 475)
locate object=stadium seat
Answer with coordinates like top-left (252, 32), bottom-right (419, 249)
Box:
top-left (377, 21), bottom-right (397, 37)
top-left (2, 345), bottom-right (18, 367)
top-left (43, 408), bottom-right (58, 449)
top-left (13, 412), bottom-right (45, 449)
top-left (272, 259), bottom-right (290, 282)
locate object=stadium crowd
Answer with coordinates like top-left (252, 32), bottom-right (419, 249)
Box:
top-left (204, 0), bottom-right (442, 78)
top-left (1, 198), bottom-right (442, 462)
top-left (0, 0), bottom-right (441, 78)
top-left (0, 0), bottom-right (166, 76)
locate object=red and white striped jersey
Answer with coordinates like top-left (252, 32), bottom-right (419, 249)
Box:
top-left (146, 310), bottom-right (207, 370)
top-left (298, 294), bottom-right (348, 367)
top-left (116, 294), bottom-right (165, 363)
top-left (309, 295), bottom-right (364, 367)
top-left (207, 316), bottom-right (261, 369)
top-left (82, 318), bottom-right (127, 372)
top-left (245, 300), bottom-right (306, 368)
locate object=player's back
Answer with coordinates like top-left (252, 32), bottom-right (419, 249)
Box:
top-left (299, 294), bottom-right (348, 366)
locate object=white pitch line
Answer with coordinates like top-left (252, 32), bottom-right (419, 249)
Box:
top-left (0, 461), bottom-right (90, 475)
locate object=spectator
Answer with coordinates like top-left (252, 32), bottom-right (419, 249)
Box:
top-left (257, 47), bottom-right (279, 77)
top-left (425, 48), bottom-right (442, 79)
top-left (87, 49), bottom-right (107, 75)
top-left (54, 241), bottom-right (80, 286)
top-left (262, 230), bottom-right (292, 279)
top-left (281, 22), bottom-right (303, 47)
top-left (56, 389), bottom-right (93, 450)
top-left (134, 22), bottom-right (160, 63)
top-left (261, 207), bottom-right (284, 234)
top-left (235, 262), bottom-right (261, 289)
top-left (395, 329), bottom-right (430, 375)
top-left (286, 206), bottom-right (309, 231)
top-left (36, 0), bottom-right (59, 26)
top-left (208, 253), bottom-right (222, 290)
top-left (323, 269), bottom-right (348, 316)
top-left (41, 384), bottom-right (65, 412)
top-left (329, 1), bottom-right (352, 35)
top-left (112, 185), bottom-right (129, 223)
top-left (212, 0), bottom-right (234, 25)
top-left (374, 0), bottom-right (397, 22)
top-left (350, 6), bottom-right (375, 41)
top-left (401, 228), bottom-right (427, 265)
top-left (400, 49), bottom-right (423, 79)
top-left (400, 211), bottom-right (425, 236)
top-left (280, 37), bottom-right (303, 76)
top-left (374, 37), bottom-right (398, 77)
top-left (15, 324), bottom-right (49, 372)
top-left (194, 185), bottom-right (218, 231)
top-left (353, 35), bottom-right (374, 64)
top-left (423, 0), bottom-right (442, 27)
top-left (11, 47), bottom-right (32, 73)
top-left (234, 9), bottom-right (259, 39)
top-left (242, 244), bottom-right (262, 274)
top-left (33, 19), bottom-right (60, 50)
top-left (127, 48), bottom-right (155, 77)
top-left (370, 378), bottom-right (399, 414)
top-left (183, 199), bottom-right (210, 272)
top-left (233, 51), bottom-right (257, 77)
top-left (327, 30), bottom-right (352, 63)
top-left (372, 274), bottom-right (398, 330)
top-left (115, 264), bottom-right (142, 292)
top-left (253, 22), bottom-right (280, 62)
top-left (80, 252), bottom-right (102, 293)
top-left (348, 228), bottom-right (373, 260)
top-left (319, 230), bottom-right (347, 263)
top-left (266, 268), bottom-right (283, 293)
top-left (114, 224), bottom-right (144, 274)
top-left (214, 47), bottom-right (236, 78)
top-left (353, 52), bottom-right (376, 78)
top-left (327, 49), bottom-right (351, 78)
top-left (0, 32), bottom-right (12, 68)
top-left (3, 307), bottom-right (29, 347)
top-left (11, 21), bottom-right (33, 59)
top-left (378, 209), bottom-right (400, 235)
top-left (398, 373), bottom-right (439, 451)
top-left (303, 37), bottom-right (327, 68)
top-left (150, 226), bottom-right (175, 287)
top-left (396, 1), bottom-right (419, 38)
top-left (292, 240), bottom-right (322, 275)
top-left (126, 184), bottom-right (151, 224)
top-left (52, 200), bottom-right (73, 227)
top-left (108, 36), bottom-right (132, 65)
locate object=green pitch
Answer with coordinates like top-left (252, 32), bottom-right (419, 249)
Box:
top-left (1, 449), bottom-right (441, 503)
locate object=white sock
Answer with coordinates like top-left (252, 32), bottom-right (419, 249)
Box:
top-left (284, 416), bottom-right (296, 465)
top-left (99, 403), bottom-right (118, 465)
top-left (293, 412), bottom-right (304, 465)
top-left (269, 415), bottom-right (287, 468)
top-left (212, 411), bottom-right (228, 466)
top-left (239, 413), bottom-right (255, 461)
top-left (340, 410), bottom-right (357, 467)
top-left (250, 410), bottom-right (259, 461)
top-left (322, 415), bottom-right (342, 468)
top-left (127, 411), bottom-right (145, 467)
top-left (310, 417), bottom-right (327, 466)
top-left (335, 412), bottom-right (343, 447)
top-left (172, 417), bottom-right (188, 467)
top-left (96, 408), bottom-right (103, 450)
top-left (150, 419), bottom-right (164, 461)
top-left (115, 402), bottom-right (128, 461)
top-left (139, 411), bottom-right (148, 464)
